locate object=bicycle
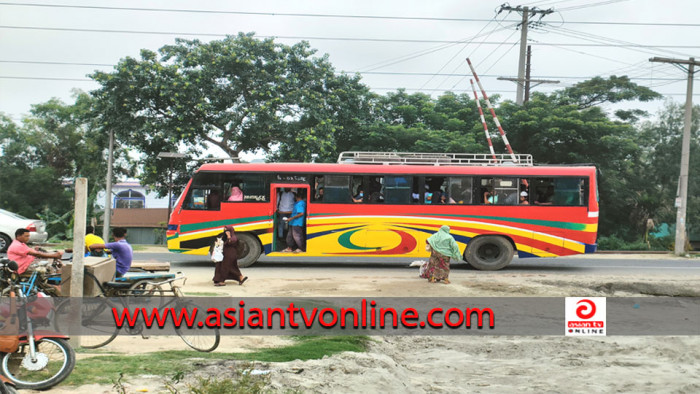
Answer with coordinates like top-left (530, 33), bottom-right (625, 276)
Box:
top-left (54, 270), bottom-right (220, 352)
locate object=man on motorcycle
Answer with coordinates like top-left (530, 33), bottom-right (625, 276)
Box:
top-left (6, 229), bottom-right (63, 274)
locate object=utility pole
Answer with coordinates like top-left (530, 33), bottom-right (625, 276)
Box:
top-left (525, 45), bottom-right (532, 102)
top-left (498, 4), bottom-right (553, 105)
top-left (649, 57), bottom-right (699, 256)
top-left (498, 45), bottom-right (558, 103)
top-left (102, 129), bottom-right (114, 241)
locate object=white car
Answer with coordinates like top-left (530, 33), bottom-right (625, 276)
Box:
top-left (0, 209), bottom-right (48, 252)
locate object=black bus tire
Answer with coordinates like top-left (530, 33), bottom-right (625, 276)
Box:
top-left (465, 235), bottom-right (514, 271)
top-left (236, 233), bottom-right (261, 268)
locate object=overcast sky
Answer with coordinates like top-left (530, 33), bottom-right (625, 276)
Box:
top-left (1, 0), bottom-right (699, 125)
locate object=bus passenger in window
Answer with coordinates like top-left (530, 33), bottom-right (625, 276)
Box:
top-left (484, 188), bottom-right (496, 204)
top-left (315, 187), bottom-right (324, 202)
top-left (519, 191), bottom-right (530, 205)
top-left (370, 191), bottom-right (384, 203)
top-left (282, 192), bottom-right (306, 253)
top-left (535, 185), bottom-right (554, 205)
top-left (207, 190), bottom-right (221, 209)
top-left (353, 188), bottom-right (364, 203)
top-left (228, 186), bottom-right (244, 201)
top-left (520, 179), bottom-right (530, 195)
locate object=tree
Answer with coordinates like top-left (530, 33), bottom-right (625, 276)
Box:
top-left (636, 102), bottom-right (700, 245)
top-left (0, 94), bottom-right (131, 237)
top-left (554, 75), bottom-right (662, 110)
top-left (91, 33), bottom-right (374, 185)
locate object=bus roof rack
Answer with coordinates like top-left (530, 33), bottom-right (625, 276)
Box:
top-left (337, 151), bottom-right (533, 166)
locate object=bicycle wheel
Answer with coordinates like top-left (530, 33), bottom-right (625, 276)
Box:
top-left (1, 337), bottom-right (76, 390)
top-left (54, 298), bottom-right (120, 349)
top-left (172, 287), bottom-right (220, 352)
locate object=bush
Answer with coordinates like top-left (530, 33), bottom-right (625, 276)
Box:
top-left (597, 235), bottom-right (673, 251)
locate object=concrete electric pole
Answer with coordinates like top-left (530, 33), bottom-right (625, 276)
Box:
top-left (498, 4), bottom-right (553, 105)
top-left (649, 57), bottom-right (699, 255)
top-left (498, 46), bottom-right (559, 103)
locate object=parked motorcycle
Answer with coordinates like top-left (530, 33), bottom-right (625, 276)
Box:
top-left (0, 259), bottom-right (76, 390)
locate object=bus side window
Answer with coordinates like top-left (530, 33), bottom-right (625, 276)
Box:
top-left (384, 176), bottom-right (410, 204)
top-left (533, 178), bottom-right (555, 205)
top-left (223, 174), bottom-right (267, 202)
top-left (496, 178), bottom-right (518, 205)
top-left (553, 178), bottom-right (585, 206)
top-left (447, 177), bottom-right (472, 204)
top-left (323, 175), bottom-right (352, 203)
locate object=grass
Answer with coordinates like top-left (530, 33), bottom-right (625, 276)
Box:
top-left (64, 336), bottom-right (370, 386)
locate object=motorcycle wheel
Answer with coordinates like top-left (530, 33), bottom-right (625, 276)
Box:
top-left (1, 337), bottom-right (76, 390)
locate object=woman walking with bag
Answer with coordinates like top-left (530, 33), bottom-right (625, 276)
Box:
top-left (211, 225), bottom-right (248, 286)
top-left (421, 225), bottom-right (462, 284)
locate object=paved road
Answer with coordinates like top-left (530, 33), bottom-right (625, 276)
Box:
top-left (134, 252), bottom-right (700, 276)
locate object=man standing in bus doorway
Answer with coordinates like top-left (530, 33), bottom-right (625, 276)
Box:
top-left (277, 188), bottom-right (295, 243)
top-left (283, 192), bottom-right (306, 253)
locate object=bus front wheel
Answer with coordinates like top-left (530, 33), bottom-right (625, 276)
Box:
top-left (465, 236), bottom-right (514, 271)
top-left (237, 233), bottom-right (262, 268)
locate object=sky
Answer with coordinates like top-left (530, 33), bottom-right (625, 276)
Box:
top-left (1, 0), bottom-right (699, 137)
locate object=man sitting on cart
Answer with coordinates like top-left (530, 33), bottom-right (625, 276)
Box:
top-left (7, 228), bottom-right (63, 274)
top-left (85, 225), bottom-right (108, 257)
top-left (88, 227), bottom-right (133, 278)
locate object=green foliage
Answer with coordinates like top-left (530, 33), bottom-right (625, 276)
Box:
top-left (597, 235), bottom-right (674, 251)
top-left (555, 75), bottom-right (662, 109)
top-left (188, 371), bottom-right (269, 394)
top-left (0, 94), bottom-right (132, 239)
top-left (91, 33), bottom-right (373, 188)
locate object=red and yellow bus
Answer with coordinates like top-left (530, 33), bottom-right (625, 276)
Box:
top-left (166, 152), bottom-right (598, 270)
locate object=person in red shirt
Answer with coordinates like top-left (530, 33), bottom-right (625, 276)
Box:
top-left (6, 228), bottom-right (62, 274)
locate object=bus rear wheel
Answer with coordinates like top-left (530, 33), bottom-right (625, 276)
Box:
top-left (237, 233), bottom-right (261, 268)
top-left (465, 236), bottom-right (514, 271)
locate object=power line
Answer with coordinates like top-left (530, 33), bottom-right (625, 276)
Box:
top-left (1, 2), bottom-right (699, 27)
top-left (1, 25), bottom-right (699, 50)
top-left (558, 0), bottom-right (630, 12)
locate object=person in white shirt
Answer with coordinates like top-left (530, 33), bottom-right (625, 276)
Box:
top-left (277, 188), bottom-right (295, 239)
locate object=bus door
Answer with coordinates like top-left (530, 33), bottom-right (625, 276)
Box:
top-left (271, 184), bottom-right (310, 252)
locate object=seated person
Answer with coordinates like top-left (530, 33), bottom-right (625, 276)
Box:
top-left (228, 186), bottom-right (244, 201)
top-left (519, 191), bottom-right (530, 205)
top-left (7, 228), bottom-right (63, 274)
top-left (89, 227), bottom-right (133, 278)
top-left (207, 190), bottom-right (222, 209)
top-left (483, 189), bottom-right (494, 204)
top-left (85, 225), bottom-right (108, 256)
top-left (535, 185), bottom-right (554, 205)
top-left (353, 189), bottom-right (364, 203)
top-left (315, 187), bottom-right (324, 201)
top-left (369, 191), bottom-right (384, 203)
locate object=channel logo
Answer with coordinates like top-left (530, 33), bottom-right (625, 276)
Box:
top-left (565, 297), bottom-right (606, 336)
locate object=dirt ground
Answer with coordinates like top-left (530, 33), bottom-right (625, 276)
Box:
top-left (36, 253), bottom-right (700, 393)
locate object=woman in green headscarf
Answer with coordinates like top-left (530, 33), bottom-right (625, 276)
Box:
top-left (421, 225), bottom-right (462, 284)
